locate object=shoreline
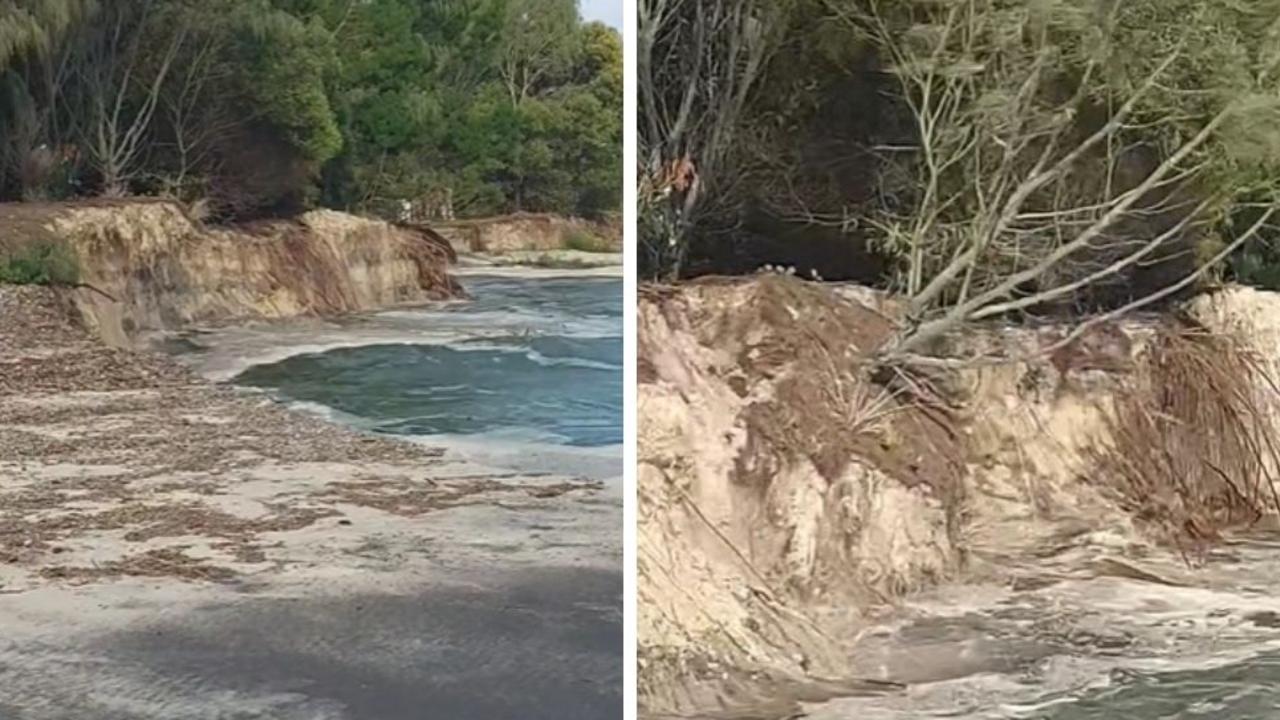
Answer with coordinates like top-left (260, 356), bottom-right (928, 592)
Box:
top-left (0, 281), bottom-right (622, 718)
top-left (163, 265), bottom-right (623, 484)
top-left (167, 264), bottom-right (622, 382)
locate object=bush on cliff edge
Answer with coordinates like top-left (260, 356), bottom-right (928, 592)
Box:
top-left (0, 242), bottom-right (80, 286)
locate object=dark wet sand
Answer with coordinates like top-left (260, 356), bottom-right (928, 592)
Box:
top-left (3, 568), bottom-right (620, 720)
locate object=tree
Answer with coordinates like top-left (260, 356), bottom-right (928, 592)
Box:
top-left (0, 0), bottom-right (620, 219)
top-left (0, 0), bottom-right (95, 198)
top-left (0, 0), bottom-right (93, 72)
top-left (832, 0), bottom-right (1280, 363)
top-left (74, 0), bottom-right (186, 197)
top-left (231, 4), bottom-right (341, 166)
top-left (496, 0), bottom-right (577, 106)
top-left (570, 22), bottom-right (623, 216)
top-left (155, 2), bottom-right (242, 200)
top-left (638, 0), bottom-right (795, 278)
top-left (323, 0), bottom-right (619, 219)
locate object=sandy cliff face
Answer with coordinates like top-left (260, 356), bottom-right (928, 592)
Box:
top-left (19, 202), bottom-right (461, 345)
top-left (432, 213), bottom-right (620, 254)
top-left (638, 278), bottom-right (963, 714)
top-left (637, 275), bottom-right (1280, 717)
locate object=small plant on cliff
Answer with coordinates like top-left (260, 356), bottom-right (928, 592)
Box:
top-left (561, 228), bottom-right (611, 253)
top-left (0, 242), bottom-right (80, 286)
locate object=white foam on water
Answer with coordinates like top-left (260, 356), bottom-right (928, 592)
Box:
top-left (177, 272), bottom-right (622, 483)
top-left (176, 272), bottom-right (620, 381)
top-left (451, 264), bottom-right (622, 279)
top-left (806, 558), bottom-right (1280, 719)
top-left (401, 337), bottom-right (622, 371)
top-left (193, 334), bottom-right (473, 382)
top-left (410, 431), bottom-right (623, 485)
top-left (267, 395), bottom-right (621, 483)
top-left (373, 305), bottom-right (618, 334)
top-left (809, 643), bottom-right (1280, 720)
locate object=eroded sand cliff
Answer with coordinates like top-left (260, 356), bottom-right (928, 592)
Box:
top-left (638, 275), bottom-right (1280, 717)
top-left (432, 212), bottom-right (620, 254)
top-left (0, 201), bottom-right (461, 346)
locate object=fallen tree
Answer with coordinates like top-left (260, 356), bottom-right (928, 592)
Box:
top-left (831, 0), bottom-right (1280, 365)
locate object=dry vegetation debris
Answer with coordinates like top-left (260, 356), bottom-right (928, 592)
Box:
top-left (0, 284), bottom-right (598, 586)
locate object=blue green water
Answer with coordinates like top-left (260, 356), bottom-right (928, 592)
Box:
top-left (1033, 653), bottom-right (1280, 718)
top-left (234, 275), bottom-right (621, 448)
top-left (807, 625), bottom-right (1280, 720)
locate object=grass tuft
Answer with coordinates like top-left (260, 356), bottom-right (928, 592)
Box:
top-left (561, 228), bottom-right (612, 253)
top-left (0, 242), bottom-right (80, 286)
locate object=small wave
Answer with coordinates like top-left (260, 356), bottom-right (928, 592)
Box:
top-left (183, 333), bottom-right (474, 382)
top-left (524, 350), bottom-right (621, 372)
top-left (439, 336), bottom-right (621, 372)
top-left (185, 325), bottom-right (618, 381)
top-left (451, 265), bottom-right (622, 279)
top-left (409, 430), bottom-right (623, 483)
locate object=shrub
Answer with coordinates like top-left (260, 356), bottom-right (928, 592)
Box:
top-left (1230, 241), bottom-right (1280, 291)
top-left (0, 242), bottom-right (81, 286)
top-left (561, 228), bottom-right (611, 253)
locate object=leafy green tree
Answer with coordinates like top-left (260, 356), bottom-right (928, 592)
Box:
top-left (232, 4), bottom-right (341, 165)
top-left (0, 0), bottom-right (620, 219)
top-left (814, 0), bottom-right (1280, 360)
top-left (0, 0), bottom-right (93, 71)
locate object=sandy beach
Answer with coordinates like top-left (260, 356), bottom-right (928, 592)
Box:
top-left (0, 284), bottom-right (622, 719)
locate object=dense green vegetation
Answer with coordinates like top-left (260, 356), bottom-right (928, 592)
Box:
top-left (640, 0), bottom-right (1280, 306)
top-left (0, 0), bottom-right (621, 220)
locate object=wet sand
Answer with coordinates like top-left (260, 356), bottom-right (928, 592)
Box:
top-left (1, 569), bottom-right (621, 720)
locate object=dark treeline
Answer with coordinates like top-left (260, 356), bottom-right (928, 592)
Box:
top-left (1, 0), bottom-right (621, 221)
top-left (640, 0), bottom-right (1280, 307)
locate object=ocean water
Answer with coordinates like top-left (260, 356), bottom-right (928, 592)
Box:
top-left (234, 335), bottom-right (621, 445)
top-left (805, 534), bottom-right (1280, 720)
top-left (229, 273), bottom-right (621, 470)
top-left (1035, 652), bottom-right (1280, 718)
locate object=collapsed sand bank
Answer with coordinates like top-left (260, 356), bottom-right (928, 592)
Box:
top-left (0, 201), bottom-right (463, 347)
top-left (430, 212), bottom-right (621, 255)
top-left (637, 275), bottom-right (1280, 717)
